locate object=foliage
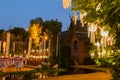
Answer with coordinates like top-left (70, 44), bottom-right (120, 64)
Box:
top-left (22, 72), bottom-right (37, 80)
top-left (59, 43), bottom-right (73, 74)
top-left (43, 19), bottom-right (62, 54)
top-left (8, 27), bottom-right (28, 54)
top-left (72, 0), bottom-right (120, 26)
top-left (111, 50), bottom-right (120, 80)
top-left (10, 27), bottom-right (28, 42)
top-left (29, 17), bottom-right (43, 48)
top-left (30, 17), bottom-right (43, 25)
top-left (0, 29), bottom-right (5, 41)
top-left (29, 24), bottom-right (42, 47)
top-left (115, 29), bottom-right (120, 49)
top-left (71, 0), bottom-right (120, 49)
top-left (29, 18), bottom-right (62, 55)
top-left (0, 68), bottom-right (66, 79)
top-left (49, 52), bottom-right (58, 66)
top-left (89, 44), bottom-right (114, 67)
top-left (36, 67), bottom-right (66, 76)
top-left (94, 57), bottom-right (114, 67)
top-left (43, 19), bottom-right (62, 36)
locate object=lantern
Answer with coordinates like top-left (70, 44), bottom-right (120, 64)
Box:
top-left (88, 23), bottom-right (97, 43)
top-left (62, 0), bottom-right (72, 9)
top-left (101, 30), bottom-right (108, 48)
top-left (72, 13), bottom-right (78, 25)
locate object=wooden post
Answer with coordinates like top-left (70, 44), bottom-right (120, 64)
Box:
top-left (44, 37), bottom-right (46, 56)
top-left (0, 41), bottom-right (1, 52)
top-left (12, 41), bottom-right (15, 52)
top-left (27, 37), bottom-right (32, 57)
top-left (48, 39), bottom-right (51, 58)
top-left (56, 35), bottom-right (59, 57)
top-left (3, 41), bottom-right (6, 55)
top-left (6, 32), bottom-right (10, 56)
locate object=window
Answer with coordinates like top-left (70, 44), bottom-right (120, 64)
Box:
top-left (74, 40), bottom-right (78, 49)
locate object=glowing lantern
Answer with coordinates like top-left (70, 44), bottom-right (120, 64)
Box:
top-left (88, 23), bottom-right (97, 43)
top-left (101, 30), bottom-right (108, 37)
top-left (62, 0), bottom-right (72, 9)
top-left (96, 3), bottom-right (101, 11)
top-left (101, 30), bottom-right (109, 48)
top-left (72, 13), bottom-right (78, 25)
top-left (107, 36), bottom-right (114, 46)
top-left (90, 53), bottom-right (95, 59)
top-left (95, 42), bottom-right (100, 51)
top-left (80, 12), bottom-right (87, 25)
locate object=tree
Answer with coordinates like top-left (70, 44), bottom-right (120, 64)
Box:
top-left (10, 27), bottom-right (28, 42)
top-left (43, 20), bottom-right (62, 51)
top-left (29, 17), bottom-right (43, 48)
top-left (9, 27), bottom-right (28, 54)
top-left (30, 17), bottom-right (43, 25)
top-left (69, 0), bottom-right (120, 26)
top-left (43, 19), bottom-right (62, 65)
top-left (43, 19), bottom-right (62, 35)
top-left (0, 29), bottom-right (6, 41)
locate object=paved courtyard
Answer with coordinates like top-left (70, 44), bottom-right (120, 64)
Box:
top-left (33, 72), bottom-right (111, 80)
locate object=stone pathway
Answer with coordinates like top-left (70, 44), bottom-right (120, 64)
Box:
top-left (33, 72), bottom-right (111, 80)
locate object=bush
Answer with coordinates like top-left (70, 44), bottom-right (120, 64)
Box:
top-left (111, 50), bottom-right (120, 80)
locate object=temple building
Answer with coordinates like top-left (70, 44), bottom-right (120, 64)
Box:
top-left (61, 18), bottom-right (92, 65)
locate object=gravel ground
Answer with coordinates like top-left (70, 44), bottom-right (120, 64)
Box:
top-left (33, 72), bottom-right (111, 80)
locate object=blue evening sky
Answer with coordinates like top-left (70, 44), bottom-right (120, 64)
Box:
top-left (0, 0), bottom-right (73, 31)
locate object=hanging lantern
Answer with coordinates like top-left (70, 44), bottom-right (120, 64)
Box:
top-left (95, 42), bottom-right (100, 52)
top-left (80, 12), bottom-right (87, 20)
top-left (101, 30), bottom-right (108, 37)
top-left (80, 13), bottom-right (84, 23)
top-left (96, 3), bottom-right (101, 11)
top-left (107, 36), bottom-right (114, 46)
top-left (62, 0), bottom-right (72, 9)
top-left (80, 12), bottom-right (87, 26)
top-left (101, 30), bottom-right (109, 48)
top-left (102, 49), bottom-right (106, 57)
top-left (98, 52), bottom-right (101, 58)
top-left (90, 53), bottom-right (95, 59)
top-left (117, 23), bottom-right (120, 30)
top-left (72, 12), bottom-right (78, 25)
top-left (88, 23), bottom-right (97, 43)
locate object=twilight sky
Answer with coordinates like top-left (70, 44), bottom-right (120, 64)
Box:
top-left (0, 0), bottom-right (73, 31)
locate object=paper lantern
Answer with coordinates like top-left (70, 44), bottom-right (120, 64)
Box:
top-left (63, 0), bottom-right (72, 9)
top-left (88, 23), bottom-right (97, 43)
